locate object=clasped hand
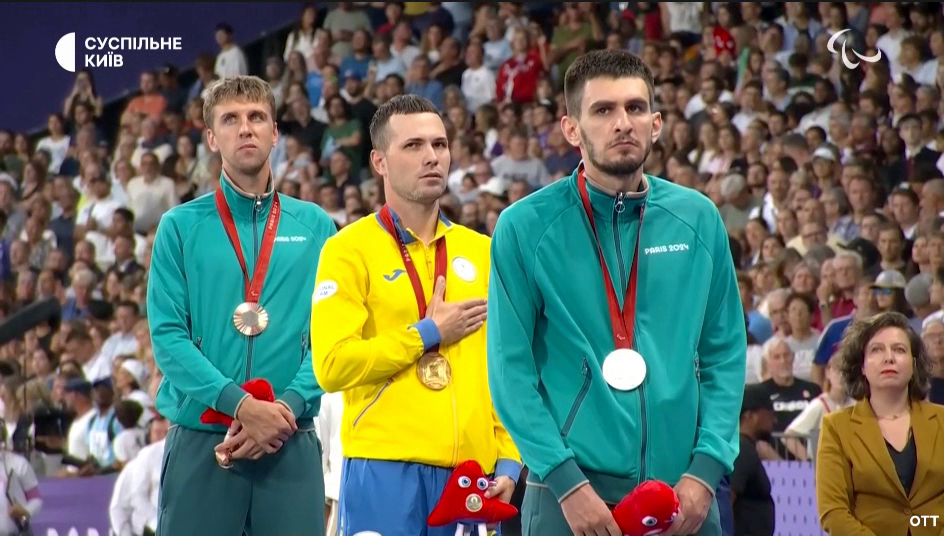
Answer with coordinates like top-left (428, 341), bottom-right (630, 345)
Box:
top-left (215, 398), bottom-right (297, 461)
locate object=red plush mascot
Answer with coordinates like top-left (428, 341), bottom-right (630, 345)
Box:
top-left (428, 460), bottom-right (518, 536)
top-left (612, 480), bottom-right (680, 536)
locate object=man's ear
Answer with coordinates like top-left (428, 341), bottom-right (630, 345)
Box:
top-left (205, 128), bottom-right (219, 153)
top-left (650, 111), bottom-right (663, 144)
top-left (560, 115), bottom-right (581, 149)
top-left (370, 149), bottom-right (386, 177)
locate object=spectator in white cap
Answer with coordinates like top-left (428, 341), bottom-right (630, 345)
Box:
top-left (476, 176), bottom-right (509, 218)
top-left (906, 274), bottom-right (935, 333)
top-left (870, 269), bottom-right (912, 316)
top-left (114, 358), bottom-right (154, 426)
top-left (810, 146), bottom-right (838, 185)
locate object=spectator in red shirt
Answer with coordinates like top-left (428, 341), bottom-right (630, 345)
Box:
top-left (496, 28), bottom-right (544, 105)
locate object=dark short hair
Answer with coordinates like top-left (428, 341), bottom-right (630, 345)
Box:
top-left (65, 325), bottom-right (92, 344)
top-left (786, 292), bottom-right (816, 314)
top-left (563, 49), bottom-right (655, 118)
top-left (369, 94), bottom-right (440, 151)
top-left (835, 311), bottom-right (931, 401)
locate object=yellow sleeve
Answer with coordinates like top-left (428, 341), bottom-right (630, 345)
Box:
top-left (311, 235), bottom-right (428, 392)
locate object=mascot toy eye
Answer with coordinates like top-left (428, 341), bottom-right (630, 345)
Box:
top-left (612, 480), bottom-right (680, 536)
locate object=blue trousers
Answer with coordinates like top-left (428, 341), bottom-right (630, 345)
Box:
top-left (716, 476), bottom-right (734, 536)
top-left (340, 458), bottom-right (503, 536)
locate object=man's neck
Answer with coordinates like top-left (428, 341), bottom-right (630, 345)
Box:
top-left (881, 259), bottom-right (905, 270)
top-left (388, 196), bottom-right (439, 244)
top-left (583, 161), bottom-right (644, 195)
top-left (224, 165), bottom-right (270, 196)
top-left (772, 375), bottom-right (795, 388)
top-left (739, 427), bottom-right (758, 442)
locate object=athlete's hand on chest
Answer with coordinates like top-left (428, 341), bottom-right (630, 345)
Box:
top-left (426, 276), bottom-right (488, 345)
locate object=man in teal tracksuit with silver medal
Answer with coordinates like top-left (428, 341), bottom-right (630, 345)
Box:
top-left (147, 75), bottom-right (336, 535)
top-left (487, 50), bottom-right (746, 536)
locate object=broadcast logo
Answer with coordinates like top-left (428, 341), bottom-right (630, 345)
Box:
top-left (55, 32), bottom-right (76, 72)
top-left (827, 29), bottom-right (881, 69)
top-left (55, 33), bottom-right (183, 71)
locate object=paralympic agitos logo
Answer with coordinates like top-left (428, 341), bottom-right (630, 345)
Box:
top-left (827, 29), bottom-right (882, 69)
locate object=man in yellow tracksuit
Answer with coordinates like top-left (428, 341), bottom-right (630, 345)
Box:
top-left (311, 94), bottom-right (521, 536)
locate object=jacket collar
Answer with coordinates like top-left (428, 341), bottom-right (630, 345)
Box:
top-left (374, 206), bottom-right (452, 245)
top-left (219, 171), bottom-right (275, 221)
top-left (850, 398), bottom-right (940, 501)
top-left (568, 162), bottom-right (651, 219)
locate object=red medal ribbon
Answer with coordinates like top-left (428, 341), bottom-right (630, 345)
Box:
top-left (215, 187), bottom-right (281, 302)
top-left (576, 169), bottom-right (645, 350)
top-left (378, 205), bottom-right (448, 323)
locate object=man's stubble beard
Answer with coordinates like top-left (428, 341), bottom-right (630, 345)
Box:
top-left (580, 128), bottom-right (652, 178)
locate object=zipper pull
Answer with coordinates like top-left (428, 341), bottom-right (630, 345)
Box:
top-left (615, 192), bottom-right (625, 214)
top-left (255, 196), bottom-right (262, 210)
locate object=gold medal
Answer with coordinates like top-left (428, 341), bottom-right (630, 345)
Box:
top-left (465, 494), bottom-right (483, 512)
top-left (416, 352), bottom-right (451, 390)
top-left (233, 302), bottom-right (269, 336)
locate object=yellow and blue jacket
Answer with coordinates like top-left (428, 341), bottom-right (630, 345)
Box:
top-left (311, 209), bottom-right (521, 481)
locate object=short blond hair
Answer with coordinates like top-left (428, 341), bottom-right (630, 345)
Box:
top-left (202, 75), bottom-right (277, 129)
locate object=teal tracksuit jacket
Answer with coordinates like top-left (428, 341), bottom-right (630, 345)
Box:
top-left (147, 175), bottom-right (337, 430)
top-left (486, 167), bottom-right (746, 503)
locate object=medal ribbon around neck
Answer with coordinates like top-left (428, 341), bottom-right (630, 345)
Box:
top-left (378, 205), bottom-right (448, 349)
top-left (576, 169), bottom-right (646, 350)
top-left (215, 188), bottom-right (281, 305)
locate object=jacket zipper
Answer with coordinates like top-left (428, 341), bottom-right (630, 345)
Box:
top-left (301, 331), bottom-right (307, 365)
top-left (353, 379), bottom-right (392, 428)
top-left (560, 357), bottom-right (592, 437)
top-left (614, 193), bottom-right (648, 483)
top-left (245, 197), bottom-right (261, 383)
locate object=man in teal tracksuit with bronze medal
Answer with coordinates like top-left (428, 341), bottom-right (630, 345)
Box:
top-left (486, 50), bottom-right (746, 535)
top-left (147, 75), bottom-right (336, 535)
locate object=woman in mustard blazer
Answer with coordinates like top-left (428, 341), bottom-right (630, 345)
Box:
top-left (816, 312), bottom-right (944, 536)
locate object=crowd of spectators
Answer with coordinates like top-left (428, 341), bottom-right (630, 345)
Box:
top-left (1, 1), bottom-right (944, 534)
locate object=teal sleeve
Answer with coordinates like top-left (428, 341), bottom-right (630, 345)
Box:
top-left (486, 213), bottom-right (588, 502)
top-left (684, 213), bottom-right (747, 493)
top-left (278, 340), bottom-right (322, 418)
top-left (147, 215), bottom-right (247, 416)
top-left (279, 215), bottom-right (337, 417)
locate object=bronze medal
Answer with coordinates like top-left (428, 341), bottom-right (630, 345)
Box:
top-left (215, 450), bottom-right (233, 469)
top-left (416, 352), bottom-right (451, 390)
top-left (233, 302), bottom-right (269, 337)
top-left (215, 187), bottom-right (281, 338)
